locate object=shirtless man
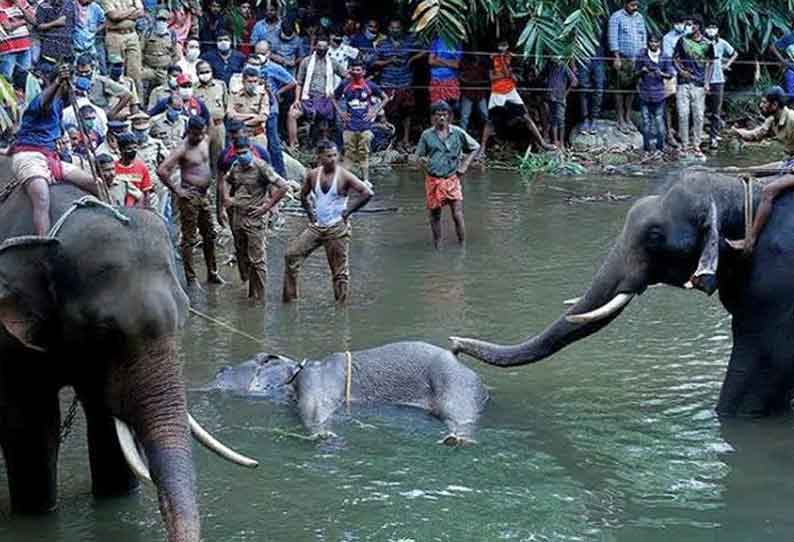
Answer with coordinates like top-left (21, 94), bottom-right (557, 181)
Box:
top-left (282, 140), bottom-right (374, 304)
top-left (157, 115), bottom-right (224, 285)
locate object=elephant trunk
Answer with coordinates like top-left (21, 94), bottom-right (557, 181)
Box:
top-left (451, 242), bottom-right (641, 366)
top-left (115, 336), bottom-right (200, 542)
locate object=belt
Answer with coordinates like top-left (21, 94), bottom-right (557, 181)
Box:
top-left (108, 27), bottom-right (136, 34)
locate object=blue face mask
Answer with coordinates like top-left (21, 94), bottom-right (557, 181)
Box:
top-left (166, 109), bottom-right (181, 122)
top-left (133, 129), bottom-right (148, 143)
top-left (237, 151), bottom-right (253, 167)
top-left (110, 66), bottom-right (124, 80)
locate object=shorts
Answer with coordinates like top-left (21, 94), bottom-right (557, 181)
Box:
top-left (384, 88), bottom-right (415, 117)
top-left (489, 88), bottom-right (525, 110)
top-left (425, 174), bottom-right (462, 210)
top-left (342, 130), bottom-right (373, 163)
top-left (430, 78), bottom-right (460, 105)
top-left (301, 96), bottom-right (335, 123)
top-left (614, 61), bottom-right (636, 91)
top-left (12, 151), bottom-right (78, 185)
top-left (550, 100), bottom-right (566, 128)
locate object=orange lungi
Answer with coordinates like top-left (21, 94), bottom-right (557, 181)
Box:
top-left (425, 174), bottom-right (463, 210)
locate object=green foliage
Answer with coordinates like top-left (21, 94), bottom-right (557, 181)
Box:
top-left (401, 0), bottom-right (793, 68)
top-left (518, 152), bottom-right (587, 179)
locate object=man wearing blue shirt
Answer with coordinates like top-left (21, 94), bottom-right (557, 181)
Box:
top-left (74, 0), bottom-right (105, 60)
top-left (201, 30), bottom-right (246, 85)
top-left (12, 66), bottom-right (98, 235)
top-left (255, 40), bottom-right (296, 177)
top-left (608, 0), bottom-right (647, 133)
top-left (250, 4), bottom-right (280, 48)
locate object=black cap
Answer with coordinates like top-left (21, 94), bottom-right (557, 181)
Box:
top-left (765, 85), bottom-right (787, 107)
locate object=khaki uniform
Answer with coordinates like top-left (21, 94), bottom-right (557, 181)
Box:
top-left (227, 87), bottom-right (269, 148)
top-left (151, 113), bottom-right (187, 151)
top-left (283, 220), bottom-right (351, 304)
top-left (147, 85), bottom-right (174, 110)
top-left (177, 190), bottom-right (218, 282)
top-left (137, 136), bottom-right (169, 213)
top-left (142, 29), bottom-right (178, 92)
top-left (740, 107), bottom-right (794, 156)
top-left (194, 79), bottom-right (228, 169)
top-left (101, 0), bottom-right (144, 85)
top-left (93, 75), bottom-right (140, 115)
top-left (224, 157), bottom-right (287, 301)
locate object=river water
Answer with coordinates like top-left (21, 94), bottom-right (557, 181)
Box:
top-left (2, 161), bottom-right (794, 541)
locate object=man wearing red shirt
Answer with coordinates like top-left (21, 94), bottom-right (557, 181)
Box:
top-left (0, 0), bottom-right (35, 81)
top-left (113, 132), bottom-right (153, 208)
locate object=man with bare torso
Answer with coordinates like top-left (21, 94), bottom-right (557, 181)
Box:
top-left (157, 115), bottom-right (223, 285)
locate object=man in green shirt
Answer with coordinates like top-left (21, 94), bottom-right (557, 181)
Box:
top-left (728, 86), bottom-right (794, 254)
top-left (415, 101), bottom-right (480, 249)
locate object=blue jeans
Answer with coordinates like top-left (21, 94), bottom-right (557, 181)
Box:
top-left (0, 49), bottom-right (32, 81)
top-left (460, 96), bottom-right (487, 131)
top-left (784, 68), bottom-right (794, 104)
top-left (641, 100), bottom-right (665, 151)
top-left (266, 111), bottom-right (286, 177)
top-left (576, 57), bottom-right (606, 120)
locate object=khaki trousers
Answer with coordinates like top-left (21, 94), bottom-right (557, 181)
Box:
top-left (283, 221), bottom-right (351, 303)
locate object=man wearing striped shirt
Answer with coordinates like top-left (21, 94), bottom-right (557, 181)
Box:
top-left (608, 0), bottom-right (646, 133)
top-left (0, 0), bottom-right (35, 82)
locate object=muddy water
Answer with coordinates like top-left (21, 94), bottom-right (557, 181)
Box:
top-left (2, 159), bottom-right (794, 541)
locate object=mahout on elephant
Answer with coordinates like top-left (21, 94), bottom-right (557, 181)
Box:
top-left (452, 168), bottom-right (794, 417)
top-left (204, 341), bottom-right (489, 444)
top-left (0, 181), bottom-right (257, 542)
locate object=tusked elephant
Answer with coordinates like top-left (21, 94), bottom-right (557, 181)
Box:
top-left (0, 182), bottom-right (257, 542)
top-left (451, 169), bottom-right (794, 417)
top-left (204, 341), bottom-right (489, 444)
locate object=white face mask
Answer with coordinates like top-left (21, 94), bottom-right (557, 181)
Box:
top-left (198, 72), bottom-right (212, 83)
top-left (674, 23), bottom-right (685, 33)
top-left (179, 87), bottom-right (193, 99)
top-left (186, 48), bottom-right (200, 61)
top-left (218, 40), bottom-right (231, 52)
top-left (705, 28), bottom-right (718, 38)
top-left (684, 24), bottom-right (694, 35)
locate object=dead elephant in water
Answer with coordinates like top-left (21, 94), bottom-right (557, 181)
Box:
top-left (204, 341), bottom-right (489, 444)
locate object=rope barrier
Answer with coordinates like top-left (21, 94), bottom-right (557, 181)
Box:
top-left (188, 306), bottom-right (268, 347)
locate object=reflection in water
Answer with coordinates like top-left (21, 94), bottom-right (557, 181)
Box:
top-left (2, 166), bottom-right (793, 541)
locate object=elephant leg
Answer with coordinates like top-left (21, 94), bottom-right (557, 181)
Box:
top-left (0, 394), bottom-right (60, 513)
top-left (82, 399), bottom-right (140, 498)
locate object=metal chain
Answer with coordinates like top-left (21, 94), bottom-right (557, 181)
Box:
top-left (59, 396), bottom-right (80, 445)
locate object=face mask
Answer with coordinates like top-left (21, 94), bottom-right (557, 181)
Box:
top-left (155, 21), bottom-right (168, 33)
top-left (218, 40), bottom-right (231, 52)
top-left (281, 31), bottom-right (294, 40)
top-left (684, 24), bottom-right (694, 35)
top-left (316, 48), bottom-right (328, 58)
top-left (186, 48), bottom-right (200, 61)
top-left (179, 87), bottom-right (193, 99)
top-left (166, 109), bottom-right (180, 122)
top-left (498, 45), bottom-right (509, 53)
top-left (705, 28), bottom-right (718, 38)
top-left (674, 23), bottom-right (685, 33)
top-left (121, 148), bottom-right (137, 160)
top-left (168, 76), bottom-right (178, 89)
top-left (83, 119), bottom-right (96, 130)
top-left (365, 30), bottom-right (376, 40)
top-left (109, 66), bottom-right (124, 80)
top-left (237, 151), bottom-right (253, 166)
top-left (198, 72), bottom-right (212, 83)
top-left (245, 83), bottom-right (258, 95)
top-left (389, 30), bottom-right (401, 39)
top-left (133, 128), bottom-right (148, 142)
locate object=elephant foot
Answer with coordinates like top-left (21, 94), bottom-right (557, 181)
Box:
top-left (439, 434), bottom-right (477, 447)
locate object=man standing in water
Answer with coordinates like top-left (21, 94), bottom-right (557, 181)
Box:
top-left (726, 86), bottom-right (794, 254)
top-left (282, 140), bottom-right (373, 305)
top-left (218, 137), bottom-right (289, 304)
top-left (157, 116), bottom-right (224, 285)
top-left (415, 101), bottom-right (480, 249)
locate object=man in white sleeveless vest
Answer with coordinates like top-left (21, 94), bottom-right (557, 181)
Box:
top-left (282, 140), bottom-right (373, 304)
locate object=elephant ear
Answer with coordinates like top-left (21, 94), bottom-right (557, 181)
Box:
top-left (0, 236), bottom-right (60, 352)
top-left (685, 199), bottom-right (719, 296)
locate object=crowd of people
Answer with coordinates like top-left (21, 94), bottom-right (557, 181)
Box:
top-left (4, 0), bottom-right (794, 304)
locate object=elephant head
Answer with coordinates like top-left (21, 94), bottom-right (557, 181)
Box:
top-left (451, 170), bottom-right (755, 405)
top-left (0, 208), bottom-right (256, 541)
top-left (208, 354), bottom-right (300, 403)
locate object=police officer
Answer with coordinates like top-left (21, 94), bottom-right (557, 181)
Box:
top-left (101, 0), bottom-right (145, 94)
top-left (147, 65), bottom-right (182, 110)
top-left (151, 94), bottom-right (188, 151)
top-left (194, 60), bottom-right (228, 171)
top-left (142, 8), bottom-right (179, 99)
top-left (94, 53), bottom-right (141, 117)
top-left (227, 67), bottom-right (269, 148)
top-left (130, 112), bottom-right (169, 213)
top-left (96, 119), bottom-right (131, 160)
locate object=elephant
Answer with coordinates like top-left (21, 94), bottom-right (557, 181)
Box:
top-left (451, 168), bottom-right (794, 417)
top-left (204, 341), bottom-right (489, 444)
top-left (0, 181), bottom-right (257, 542)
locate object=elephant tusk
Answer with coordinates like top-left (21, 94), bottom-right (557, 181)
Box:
top-left (565, 293), bottom-right (634, 324)
top-left (113, 418), bottom-right (153, 484)
top-left (563, 297), bottom-right (582, 305)
top-left (188, 414), bottom-right (259, 469)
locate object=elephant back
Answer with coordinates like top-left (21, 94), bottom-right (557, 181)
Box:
top-left (0, 182), bottom-right (93, 242)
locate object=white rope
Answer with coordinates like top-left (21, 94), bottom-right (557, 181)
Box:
top-left (47, 195), bottom-right (130, 238)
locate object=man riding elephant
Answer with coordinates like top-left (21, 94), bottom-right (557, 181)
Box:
top-left (10, 65), bottom-right (99, 235)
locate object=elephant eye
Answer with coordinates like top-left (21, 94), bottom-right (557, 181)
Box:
top-left (646, 227), bottom-right (666, 247)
